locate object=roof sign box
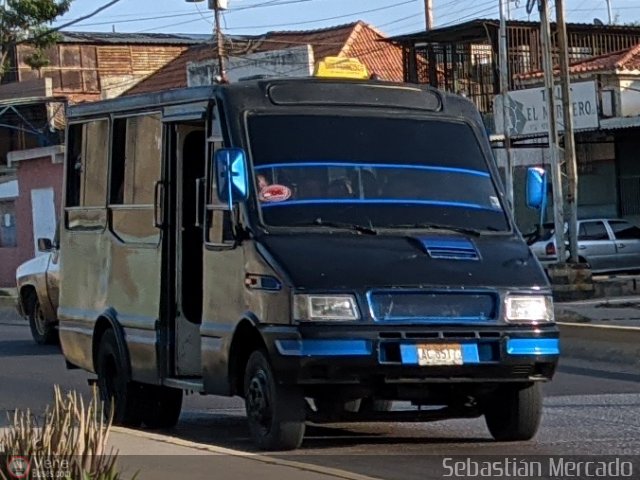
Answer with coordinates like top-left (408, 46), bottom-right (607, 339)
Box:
top-left (314, 57), bottom-right (369, 80)
top-left (187, 45), bottom-right (315, 86)
top-left (494, 80), bottom-right (599, 137)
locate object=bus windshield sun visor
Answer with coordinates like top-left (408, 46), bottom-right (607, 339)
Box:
top-left (267, 82), bottom-right (442, 111)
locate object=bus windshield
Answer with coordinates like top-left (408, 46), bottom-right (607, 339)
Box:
top-left (248, 114), bottom-right (509, 232)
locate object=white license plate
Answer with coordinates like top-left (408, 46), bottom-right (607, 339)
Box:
top-left (417, 344), bottom-right (463, 366)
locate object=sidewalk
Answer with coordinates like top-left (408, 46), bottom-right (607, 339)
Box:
top-left (0, 288), bottom-right (16, 308)
top-left (109, 428), bottom-right (377, 480)
top-left (555, 296), bottom-right (640, 369)
top-left (555, 295), bottom-right (640, 327)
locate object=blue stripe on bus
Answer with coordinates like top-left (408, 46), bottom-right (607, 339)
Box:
top-left (506, 338), bottom-right (560, 356)
top-left (260, 198), bottom-right (498, 211)
top-left (254, 162), bottom-right (490, 178)
top-left (275, 339), bottom-right (372, 356)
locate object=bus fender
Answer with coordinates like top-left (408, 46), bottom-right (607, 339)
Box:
top-left (91, 308), bottom-right (132, 379)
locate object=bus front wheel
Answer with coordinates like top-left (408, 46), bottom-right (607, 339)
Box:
top-left (244, 350), bottom-right (305, 451)
top-left (96, 329), bottom-right (143, 427)
top-left (484, 383), bottom-right (542, 441)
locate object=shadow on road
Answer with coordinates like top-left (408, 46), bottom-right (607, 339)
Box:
top-left (0, 339), bottom-right (60, 358)
top-left (133, 409), bottom-right (492, 454)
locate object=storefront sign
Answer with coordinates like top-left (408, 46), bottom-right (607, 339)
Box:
top-left (494, 80), bottom-right (599, 136)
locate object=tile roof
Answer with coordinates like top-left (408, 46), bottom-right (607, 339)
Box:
top-left (516, 43), bottom-right (640, 81)
top-left (126, 21), bottom-right (403, 95)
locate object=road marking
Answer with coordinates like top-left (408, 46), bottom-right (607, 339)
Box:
top-left (558, 321), bottom-right (640, 332)
top-left (111, 426), bottom-right (382, 480)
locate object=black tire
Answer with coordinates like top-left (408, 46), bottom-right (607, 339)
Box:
top-left (96, 329), bottom-right (143, 427)
top-left (141, 385), bottom-right (183, 429)
top-left (27, 294), bottom-right (58, 345)
top-left (244, 350), bottom-right (305, 451)
top-left (484, 383), bottom-right (542, 441)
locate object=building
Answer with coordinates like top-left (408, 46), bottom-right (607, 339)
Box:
top-left (127, 21), bottom-right (404, 95)
top-left (0, 32), bottom-right (209, 286)
top-left (389, 20), bottom-right (640, 232)
top-left (389, 19), bottom-right (640, 115)
top-left (507, 43), bottom-right (640, 228)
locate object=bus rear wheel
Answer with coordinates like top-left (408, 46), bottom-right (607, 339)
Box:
top-left (484, 383), bottom-right (542, 441)
top-left (96, 329), bottom-right (143, 427)
top-left (244, 350), bottom-right (305, 451)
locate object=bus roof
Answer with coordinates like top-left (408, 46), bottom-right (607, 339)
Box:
top-left (67, 78), bottom-right (478, 121)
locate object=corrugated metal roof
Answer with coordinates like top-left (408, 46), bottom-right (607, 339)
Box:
top-left (600, 116), bottom-right (640, 131)
top-left (59, 31), bottom-right (211, 45)
top-left (388, 18), bottom-right (640, 43)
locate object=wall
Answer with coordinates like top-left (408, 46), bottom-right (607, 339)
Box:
top-left (619, 77), bottom-right (640, 117)
top-left (0, 152), bottom-right (63, 287)
top-left (494, 135), bottom-right (618, 234)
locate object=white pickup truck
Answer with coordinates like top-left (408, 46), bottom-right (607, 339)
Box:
top-left (15, 236), bottom-right (60, 345)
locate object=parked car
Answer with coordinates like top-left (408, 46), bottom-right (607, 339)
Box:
top-left (16, 235), bottom-right (60, 345)
top-left (528, 218), bottom-right (640, 273)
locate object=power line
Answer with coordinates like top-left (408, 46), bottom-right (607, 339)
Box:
top-left (46, 0), bottom-right (124, 34)
top-left (220, 0), bottom-right (418, 31)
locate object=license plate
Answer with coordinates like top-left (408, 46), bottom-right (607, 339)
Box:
top-left (417, 344), bottom-right (463, 366)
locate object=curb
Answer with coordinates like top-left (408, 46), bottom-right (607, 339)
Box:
top-left (111, 427), bottom-right (382, 480)
top-left (558, 322), bottom-right (640, 369)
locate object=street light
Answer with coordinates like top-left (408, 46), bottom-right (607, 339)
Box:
top-left (185, 0), bottom-right (228, 82)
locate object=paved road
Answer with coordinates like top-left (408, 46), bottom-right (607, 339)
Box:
top-left (2, 314), bottom-right (640, 480)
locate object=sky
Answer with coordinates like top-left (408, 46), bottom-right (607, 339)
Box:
top-left (52, 0), bottom-right (640, 38)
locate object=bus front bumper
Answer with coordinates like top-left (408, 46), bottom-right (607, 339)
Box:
top-left (261, 325), bottom-right (559, 386)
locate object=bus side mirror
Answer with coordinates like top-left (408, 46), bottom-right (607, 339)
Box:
top-left (215, 148), bottom-right (249, 207)
top-left (526, 167), bottom-right (547, 210)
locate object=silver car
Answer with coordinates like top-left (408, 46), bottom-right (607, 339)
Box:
top-left (528, 218), bottom-right (640, 273)
top-left (15, 236), bottom-right (60, 345)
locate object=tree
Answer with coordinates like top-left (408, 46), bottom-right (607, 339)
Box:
top-left (0, 0), bottom-right (73, 81)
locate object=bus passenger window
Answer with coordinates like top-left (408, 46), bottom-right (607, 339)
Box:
top-left (65, 120), bottom-right (108, 208)
top-left (110, 115), bottom-right (162, 205)
top-left (66, 124), bottom-right (83, 208)
top-left (110, 119), bottom-right (126, 205)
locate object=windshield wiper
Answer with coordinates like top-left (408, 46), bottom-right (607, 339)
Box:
top-left (293, 218), bottom-right (378, 235)
top-left (393, 223), bottom-right (492, 236)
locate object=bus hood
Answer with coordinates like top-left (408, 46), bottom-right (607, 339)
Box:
top-left (259, 233), bottom-right (548, 290)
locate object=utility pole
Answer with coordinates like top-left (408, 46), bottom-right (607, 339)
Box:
top-left (213, 0), bottom-right (227, 82)
top-left (424, 0), bottom-right (433, 30)
top-left (606, 0), bottom-right (613, 24)
top-left (186, 0), bottom-right (227, 82)
top-left (539, 0), bottom-right (567, 264)
top-left (556, 0), bottom-right (579, 263)
top-left (499, 0), bottom-right (514, 209)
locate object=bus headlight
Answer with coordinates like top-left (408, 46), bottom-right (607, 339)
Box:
top-left (293, 294), bottom-right (360, 321)
top-left (505, 295), bottom-right (554, 323)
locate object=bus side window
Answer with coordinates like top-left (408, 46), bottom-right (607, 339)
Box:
top-left (66, 124), bottom-right (83, 208)
top-left (109, 118), bottom-right (127, 205)
top-left (108, 113), bottom-right (162, 244)
top-left (65, 119), bottom-right (109, 229)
